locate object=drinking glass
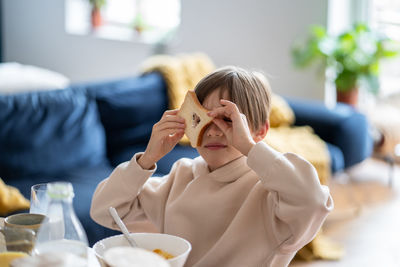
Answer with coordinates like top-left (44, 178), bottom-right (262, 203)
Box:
top-left (0, 227), bottom-right (35, 254)
top-left (0, 227), bottom-right (35, 266)
top-left (29, 183), bottom-right (49, 215)
top-left (30, 183), bottom-right (65, 241)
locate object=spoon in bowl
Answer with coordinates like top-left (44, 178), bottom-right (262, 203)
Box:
top-left (109, 207), bottom-right (138, 247)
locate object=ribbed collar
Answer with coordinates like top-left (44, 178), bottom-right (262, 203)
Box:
top-left (192, 156), bottom-right (251, 183)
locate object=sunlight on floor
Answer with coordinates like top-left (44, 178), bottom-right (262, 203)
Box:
top-left (290, 158), bottom-right (400, 267)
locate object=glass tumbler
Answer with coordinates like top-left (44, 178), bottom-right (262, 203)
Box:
top-left (29, 183), bottom-right (49, 215)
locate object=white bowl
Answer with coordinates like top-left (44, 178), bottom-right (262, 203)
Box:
top-left (93, 233), bottom-right (191, 267)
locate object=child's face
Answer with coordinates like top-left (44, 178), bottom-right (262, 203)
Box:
top-left (196, 89), bottom-right (244, 171)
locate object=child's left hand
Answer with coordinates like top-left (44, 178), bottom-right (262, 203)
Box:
top-left (208, 99), bottom-right (256, 156)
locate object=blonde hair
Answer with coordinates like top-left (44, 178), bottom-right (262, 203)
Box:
top-left (194, 66), bottom-right (272, 132)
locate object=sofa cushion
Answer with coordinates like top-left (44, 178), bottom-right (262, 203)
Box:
top-left (87, 73), bottom-right (168, 160)
top-left (0, 87), bottom-right (107, 178)
top-left (270, 94), bottom-right (295, 127)
top-left (325, 143), bottom-right (345, 173)
top-left (286, 98), bottom-right (373, 169)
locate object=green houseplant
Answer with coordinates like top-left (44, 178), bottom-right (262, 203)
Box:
top-left (292, 23), bottom-right (399, 106)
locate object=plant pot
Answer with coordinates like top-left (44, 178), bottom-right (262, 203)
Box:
top-left (91, 7), bottom-right (103, 29)
top-left (336, 88), bottom-right (359, 107)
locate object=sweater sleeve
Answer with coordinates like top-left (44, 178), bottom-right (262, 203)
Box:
top-left (247, 142), bottom-right (333, 254)
top-left (90, 153), bottom-right (176, 233)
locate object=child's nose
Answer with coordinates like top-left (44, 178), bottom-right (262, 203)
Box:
top-left (206, 122), bottom-right (223, 137)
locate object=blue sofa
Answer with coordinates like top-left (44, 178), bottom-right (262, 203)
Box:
top-left (286, 98), bottom-right (374, 173)
top-left (0, 72), bottom-right (373, 246)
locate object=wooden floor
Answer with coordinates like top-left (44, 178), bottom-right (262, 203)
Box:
top-left (290, 158), bottom-right (400, 267)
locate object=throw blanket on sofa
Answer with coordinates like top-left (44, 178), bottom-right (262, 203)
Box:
top-left (141, 53), bottom-right (340, 261)
top-left (0, 178), bottom-right (30, 216)
top-left (140, 52), bottom-right (216, 110)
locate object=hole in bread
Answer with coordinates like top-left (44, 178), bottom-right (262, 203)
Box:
top-left (192, 112), bottom-right (201, 128)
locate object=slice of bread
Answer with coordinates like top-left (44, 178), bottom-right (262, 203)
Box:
top-left (178, 91), bottom-right (213, 147)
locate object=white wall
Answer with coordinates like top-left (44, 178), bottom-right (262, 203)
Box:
top-left (2, 0), bottom-right (153, 83)
top-left (2, 0), bottom-right (328, 100)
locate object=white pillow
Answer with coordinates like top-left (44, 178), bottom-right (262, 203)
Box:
top-left (0, 62), bottom-right (70, 94)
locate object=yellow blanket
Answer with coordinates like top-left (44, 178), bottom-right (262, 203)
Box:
top-left (0, 178), bottom-right (30, 216)
top-left (141, 52), bottom-right (215, 110)
top-left (264, 126), bottom-right (330, 185)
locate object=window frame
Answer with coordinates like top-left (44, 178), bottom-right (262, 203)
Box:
top-left (363, 0), bottom-right (400, 97)
top-left (65, 0), bottom-right (181, 45)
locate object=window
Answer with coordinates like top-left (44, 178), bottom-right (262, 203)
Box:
top-left (370, 0), bottom-right (400, 96)
top-left (65, 0), bottom-right (180, 44)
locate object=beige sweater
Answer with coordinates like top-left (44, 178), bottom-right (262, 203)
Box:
top-left (91, 142), bottom-right (333, 267)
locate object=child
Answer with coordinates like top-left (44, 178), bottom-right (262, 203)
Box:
top-left (90, 66), bottom-right (333, 267)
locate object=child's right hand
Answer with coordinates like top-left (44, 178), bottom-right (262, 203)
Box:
top-left (138, 110), bottom-right (186, 169)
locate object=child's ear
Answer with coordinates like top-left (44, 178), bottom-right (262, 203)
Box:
top-left (252, 121), bottom-right (269, 142)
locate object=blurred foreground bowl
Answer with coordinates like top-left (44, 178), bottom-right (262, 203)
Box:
top-left (93, 233), bottom-right (191, 267)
